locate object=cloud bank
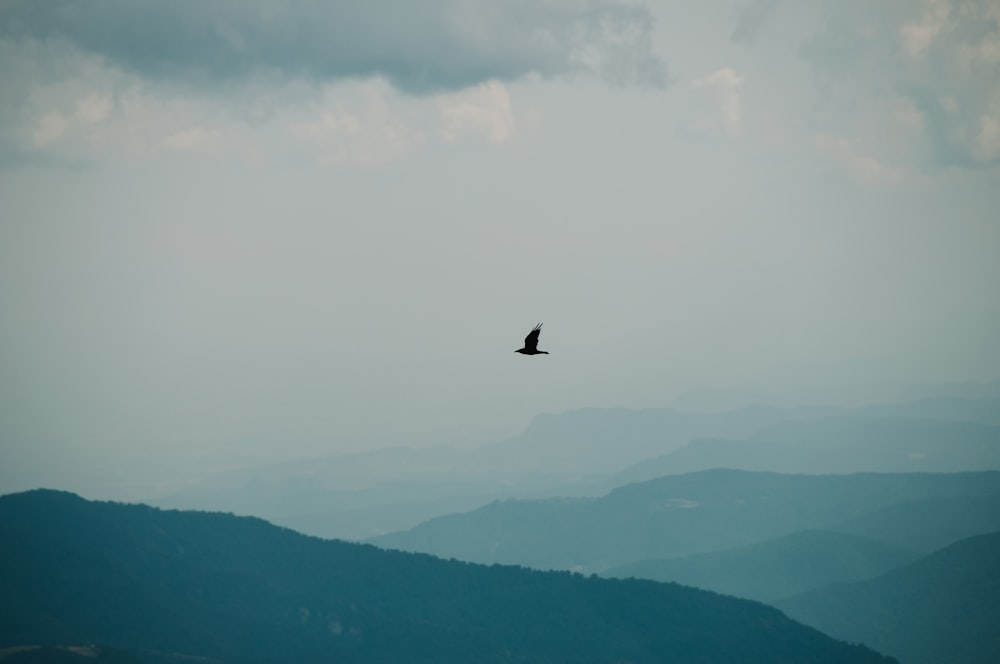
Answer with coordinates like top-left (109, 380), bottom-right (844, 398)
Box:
top-left (0, 0), bottom-right (669, 93)
top-left (797, 0), bottom-right (1000, 173)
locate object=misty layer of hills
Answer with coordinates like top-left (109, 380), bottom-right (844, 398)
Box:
top-left (370, 470), bottom-right (1000, 571)
top-left (367, 467), bottom-right (1000, 664)
top-left (367, 463), bottom-right (1000, 663)
top-left (151, 394), bottom-right (1000, 541)
top-left (776, 531), bottom-right (1000, 664)
top-left (0, 490), bottom-right (894, 664)
top-left (6, 384), bottom-right (999, 663)
top-left (604, 530), bottom-right (919, 602)
top-left (615, 417), bottom-right (1000, 484)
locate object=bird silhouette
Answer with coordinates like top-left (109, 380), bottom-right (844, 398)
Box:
top-left (515, 323), bottom-right (549, 355)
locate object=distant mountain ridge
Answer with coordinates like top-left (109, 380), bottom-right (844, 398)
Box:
top-left (604, 530), bottom-right (918, 602)
top-left (615, 416), bottom-right (1000, 484)
top-left (671, 382), bottom-right (1000, 414)
top-left (370, 470), bottom-right (1000, 572)
top-left (149, 396), bottom-right (1000, 540)
top-left (0, 489), bottom-right (895, 664)
top-left (473, 396), bottom-right (1000, 476)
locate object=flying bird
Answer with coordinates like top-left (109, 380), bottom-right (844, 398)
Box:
top-left (515, 323), bottom-right (549, 355)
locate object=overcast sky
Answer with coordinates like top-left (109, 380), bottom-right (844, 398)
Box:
top-left (2, 0), bottom-right (999, 497)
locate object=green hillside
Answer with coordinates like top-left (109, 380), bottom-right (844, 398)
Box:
top-left (0, 489), bottom-right (894, 664)
top-left (776, 531), bottom-right (1000, 664)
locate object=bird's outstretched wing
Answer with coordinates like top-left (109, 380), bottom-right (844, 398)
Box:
top-left (524, 323), bottom-right (542, 352)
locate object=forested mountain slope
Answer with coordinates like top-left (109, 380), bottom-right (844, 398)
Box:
top-left (0, 489), bottom-right (894, 664)
top-left (776, 531), bottom-right (1000, 664)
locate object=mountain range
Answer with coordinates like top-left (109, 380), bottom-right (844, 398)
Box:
top-left (150, 397), bottom-right (1000, 541)
top-left (604, 530), bottom-right (918, 602)
top-left (614, 416), bottom-right (1000, 483)
top-left (0, 489), bottom-right (894, 664)
top-left (370, 469), bottom-right (1000, 572)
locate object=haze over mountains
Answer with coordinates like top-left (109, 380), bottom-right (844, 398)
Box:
top-left (350, 390), bottom-right (1000, 664)
top-left (325, 384), bottom-right (996, 664)
top-left (370, 470), bottom-right (1000, 571)
top-left (4, 383), bottom-right (1000, 663)
top-left (605, 530), bottom-right (919, 602)
top-left (0, 489), bottom-right (895, 664)
top-left (150, 389), bottom-right (1000, 541)
top-left (616, 416), bottom-right (1000, 483)
top-left (5, 0), bottom-right (1000, 659)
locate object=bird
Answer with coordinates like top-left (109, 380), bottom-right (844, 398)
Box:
top-left (515, 323), bottom-right (549, 355)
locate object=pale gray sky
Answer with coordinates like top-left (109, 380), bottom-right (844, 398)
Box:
top-left (1, 0), bottom-right (999, 497)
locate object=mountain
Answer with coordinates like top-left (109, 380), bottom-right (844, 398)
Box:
top-left (467, 404), bottom-right (842, 476)
top-left (604, 530), bottom-right (918, 602)
top-left (776, 531), bottom-right (1000, 664)
top-left (670, 382), bottom-right (1000, 414)
top-left (146, 404), bottom-right (836, 541)
top-left (829, 492), bottom-right (1000, 557)
top-left (153, 471), bottom-right (522, 541)
top-left (0, 489), bottom-right (895, 664)
top-left (614, 416), bottom-right (1000, 484)
top-left (143, 397), bottom-right (1000, 541)
top-left (370, 470), bottom-right (1000, 572)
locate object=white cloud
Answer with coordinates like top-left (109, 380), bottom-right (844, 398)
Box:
top-left (290, 83), bottom-right (427, 167)
top-left (75, 94), bottom-right (113, 125)
top-left (31, 112), bottom-right (69, 147)
top-left (815, 134), bottom-right (907, 186)
top-left (439, 81), bottom-right (516, 145)
top-left (9, 50), bottom-right (517, 169)
top-left (957, 30), bottom-right (1000, 71)
top-left (900, 0), bottom-right (951, 60)
top-left (797, 1), bottom-right (1000, 171)
top-left (692, 67), bottom-right (745, 135)
top-left (29, 93), bottom-right (113, 148)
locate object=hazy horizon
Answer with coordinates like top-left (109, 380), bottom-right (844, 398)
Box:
top-left (2, 0), bottom-right (999, 503)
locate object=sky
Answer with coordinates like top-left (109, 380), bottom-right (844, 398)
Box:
top-left (1, 0), bottom-right (999, 498)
